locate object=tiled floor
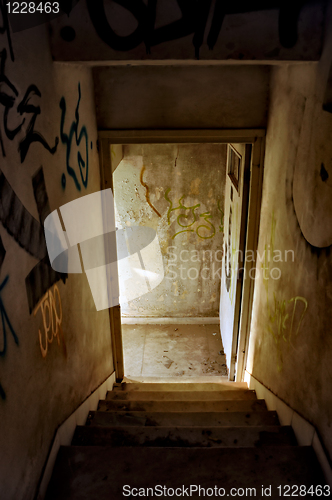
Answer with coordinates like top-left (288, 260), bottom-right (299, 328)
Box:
top-left (122, 323), bottom-right (228, 379)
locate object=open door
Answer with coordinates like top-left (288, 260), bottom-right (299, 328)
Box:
top-left (220, 143), bottom-right (251, 381)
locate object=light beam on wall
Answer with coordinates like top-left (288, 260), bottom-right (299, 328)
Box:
top-left (44, 189), bottom-right (164, 310)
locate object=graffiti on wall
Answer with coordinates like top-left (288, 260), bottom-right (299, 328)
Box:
top-left (0, 165), bottom-right (66, 311)
top-left (34, 284), bottom-right (66, 358)
top-left (0, 14), bottom-right (65, 395)
top-left (26, 167), bottom-right (68, 313)
top-left (263, 212), bottom-right (308, 371)
top-left (0, 234), bottom-right (18, 400)
top-left (0, 165), bottom-right (67, 398)
top-left (165, 188), bottom-right (216, 240)
top-left (267, 293), bottom-right (308, 371)
top-left (85, 0), bottom-right (308, 58)
top-left (0, 22), bottom-right (85, 401)
top-left (217, 200), bottom-right (224, 233)
top-left (0, 48), bottom-right (59, 162)
top-left (60, 82), bottom-right (91, 191)
top-left (0, 0), bottom-right (14, 61)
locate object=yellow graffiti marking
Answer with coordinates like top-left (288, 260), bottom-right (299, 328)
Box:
top-left (263, 212), bottom-right (308, 371)
top-left (267, 294), bottom-right (308, 371)
top-left (165, 188), bottom-right (216, 239)
top-left (34, 284), bottom-right (66, 359)
top-left (217, 199), bottom-right (224, 233)
top-left (196, 212), bottom-right (216, 240)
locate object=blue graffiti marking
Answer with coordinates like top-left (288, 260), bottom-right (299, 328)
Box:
top-left (59, 82), bottom-right (90, 191)
top-left (0, 275), bottom-right (19, 401)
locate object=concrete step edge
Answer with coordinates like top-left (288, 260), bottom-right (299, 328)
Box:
top-left (113, 382), bottom-right (248, 392)
top-left (71, 424), bottom-right (297, 447)
top-left (97, 399), bottom-right (267, 412)
top-left (106, 390), bottom-right (257, 401)
top-left (86, 410), bottom-right (280, 427)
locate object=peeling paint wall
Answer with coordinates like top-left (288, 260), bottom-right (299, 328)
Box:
top-left (0, 25), bottom-right (113, 500)
top-left (113, 144), bottom-right (226, 317)
top-left (247, 5), bottom-right (332, 463)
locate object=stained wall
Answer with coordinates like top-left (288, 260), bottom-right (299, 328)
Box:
top-left (114, 144), bottom-right (226, 317)
top-left (0, 24), bottom-right (113, 500)
top-left (247, 4), bottom-right (332, 462)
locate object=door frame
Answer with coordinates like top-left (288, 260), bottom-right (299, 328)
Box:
top-left (227, 143), bottom-right (252, 381)
top-left (98, 129), bottom-right (265, 382)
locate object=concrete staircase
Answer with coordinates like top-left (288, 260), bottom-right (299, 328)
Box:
top-left (45, 381), bottom-right (325, 499)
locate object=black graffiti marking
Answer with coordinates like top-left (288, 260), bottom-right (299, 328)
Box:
top-left (25, 255), bottom-right (67, 314)
top-left (0, 167), bottom-right (66, 313)
top-left (25, 166), bottom-right (67, 313)
top-left (0, 232), bottom-right (5, 270)
top-left (0, 49), bottom-right (20, 156)
top-left (17, 85), bottom-right (59, 163)
top-left (0, 0), bottom-right (14, 61)
top-left (87, 0), bottom-right (151, 53)
top-left (192, 0), bottom-right (213, 59)
top-left (60, 26), bottom-right (76, 42)
top-left (0, 236), bottom-right (18, 400)
top-left (0, 168), bottom-right (47, 260)
top-left (59, 0), bottom-right (75, 15)
top-left (0, 49), bottom-right (59, 162)
top-left (59, 82), bottom-right (89, 191)
top-left (0, 274), bottom-right (19, 401)
top-left (207, 0), bottom-right (225, 51)
top-left (86, 0), bottom-right (308, 58)
top-left (278, 0), bottom-right (304, 49)
top-left (0, 235), bottom-right (5, 400)
top-left (0, 241), bottom-right (19, 402)
top-left (320, 163), bottom-right (329, 182)
top-left (32, 166), bottom-right (51, 225)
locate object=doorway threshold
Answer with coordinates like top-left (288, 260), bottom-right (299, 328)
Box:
top-left (123, 376), bottom-right (229, 383)
top-left (122, 317), bottom-right (220, 325)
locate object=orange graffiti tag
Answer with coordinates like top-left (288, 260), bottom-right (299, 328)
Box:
top-left (34, 284), bottom-right (66, 358)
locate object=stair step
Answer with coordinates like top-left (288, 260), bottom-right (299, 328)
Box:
top-left (106, 390), bottom-right (256, 401)
top-left (87, 410), bottom-right (280, 427)
top-left (97, 399), bottom-right (266, 413)
top-left (72, 425), bottom-right (297, 447)
top-left (113, 382), bottom-right (248, 392)
top-left (45, 446), bottom-right (325, 500)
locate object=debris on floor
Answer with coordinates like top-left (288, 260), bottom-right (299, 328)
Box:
top-left (122, 323), bottom-right (228, 378)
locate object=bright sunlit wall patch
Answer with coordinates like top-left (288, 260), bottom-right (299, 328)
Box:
top-left (44, 189), bottom-right (164, 310)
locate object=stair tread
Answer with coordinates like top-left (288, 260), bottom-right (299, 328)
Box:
top-left (72, 424), bottom-right (297, 447)
top-left (45, 446), bottom-right (324, 500)
top-left (98, 399), bottom-right (267, 412)
top-left (107, 390), bottom-right (256, 401)
top-left (114, 382), bottom-right (248, 392)
top-left (87, 410), bottom-right (280, 427)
